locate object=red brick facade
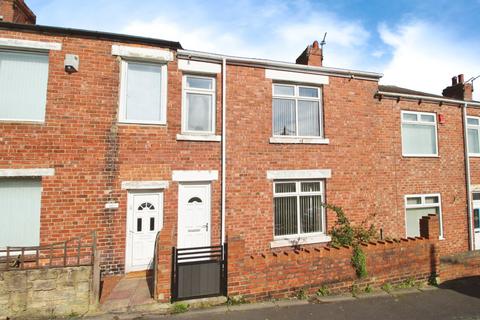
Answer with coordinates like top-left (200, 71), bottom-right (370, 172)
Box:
top-left (0, 12), bottom-right (479, 302)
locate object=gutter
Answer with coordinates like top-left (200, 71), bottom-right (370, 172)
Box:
top-left (462, 103), bottom-right (475, 250)
top-left (177, 49), bottom-right (383, 81)
top-left (377, 91), bottom-right (480, 107)
top-left (0, 22), bottom-right (182, 49)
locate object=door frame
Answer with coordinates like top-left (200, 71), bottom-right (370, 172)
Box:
top-left (125, 189), bottom-right (164, 273)
top-left (177, 182), bottom-right (212, 249)
top-left (473, 193), bottom-right (480, 250)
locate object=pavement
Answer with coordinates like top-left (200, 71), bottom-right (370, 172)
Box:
top-left (86, 276), bottom-right (480, 320)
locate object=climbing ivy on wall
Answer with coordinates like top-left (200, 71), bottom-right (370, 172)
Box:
top-left (324, 204), bottom-right (377, 278)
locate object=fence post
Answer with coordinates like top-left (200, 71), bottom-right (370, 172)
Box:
top-left (6, 246), bottom-right (10, 271)
top-left (223, 243), bottom-right (228, 297)
top-left (91, 231), bottom-right (101, 306)
top-left (171, 247), bottom-right (176, 301)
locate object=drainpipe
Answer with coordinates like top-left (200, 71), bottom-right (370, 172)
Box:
top-left (463, 102), bottom-right (474, 250)
top-left (221, 58), bottom-right (227, 246)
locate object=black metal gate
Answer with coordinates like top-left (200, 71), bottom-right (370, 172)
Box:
top-left (171, 244), bottom-right (227, 301)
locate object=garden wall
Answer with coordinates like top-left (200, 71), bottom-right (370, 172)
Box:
top-left (0, 266), bottom-right (96, 318)
top-left (227, 215), bottom-right (441, 301)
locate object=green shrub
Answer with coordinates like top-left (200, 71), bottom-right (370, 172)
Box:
top-left (172, 303), bottom-right (189, 314)
top-left (317, 285), bottom-right (330, 297)
top-left (381, 282), bottom-right (393, 293)
top-left (296, 288), bottom-right (308, 300)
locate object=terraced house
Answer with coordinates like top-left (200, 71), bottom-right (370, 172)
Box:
top-left (0, 0), bottom-right (479, 307)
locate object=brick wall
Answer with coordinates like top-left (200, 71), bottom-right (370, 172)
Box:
top-left (226, 215), bottom-right (440, 301)
top-left (0, 26), bottom-right (476, 281)
top-left (225, 64), bottom-right (470, 256)
top-left (0, 29), bottom-right (221, 276)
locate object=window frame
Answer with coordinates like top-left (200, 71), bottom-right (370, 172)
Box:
top-left (401, 110), bottom-right (439, 157)
top-left (272, 83), bottom-right (323, 138)
top-left (181, 74), bottom-right (216, 135)
top-left (467, 116), bottom-right (480, 157)
top-left (272, 180), bottom-right (326, 240)
top-left (118, 59), bottom-right (168, 125)
top-left (404, 193), bottom-right (443, 239)
top-left (0, 48), bottom-right (50, 123)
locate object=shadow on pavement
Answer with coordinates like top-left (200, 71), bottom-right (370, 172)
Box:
top-left (439, 276), bottom-right (480, 299)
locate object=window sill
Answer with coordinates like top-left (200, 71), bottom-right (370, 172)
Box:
top-left (469, 154), bottom-right (480, 158)
top-left (118, 120), bottom-right (167, 126)
top-left (270, 235), bottom-right (331, 248)
top-left (0, 119), bottom-right (44, 124)
top-left (402, 154), bottom-right (439, 158)
top-left (176, 134), bottom-right (221, 142)
top-left (269, 137), bottom-right (330, 144)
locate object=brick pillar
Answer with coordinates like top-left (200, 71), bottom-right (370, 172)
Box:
top-left (227, 235), bottom-right (246, 296)
top-left (155, 229), bottom-right (174, 302)
top-left (420, 214), bottom-right (440, 240)
top-left (419, 214), bottom-right (440, 280)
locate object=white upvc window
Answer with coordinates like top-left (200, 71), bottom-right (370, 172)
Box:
top-left (182, 75), bottom-right (216, 134)
top-left (0, 178), bottom-right (42, 248)
top-left (404, 194), bottom-right (443, 239)
top-left (0, 49), bottom-right (49, 122)
top-left (273, 180), bottom-right (325, 239)
top-left (119, 60), bottom-right (167, 125)
top-left (467, 116), bottom-right (480, 156)
top-left (401, 111), bottom-right (438, 157)
top-left (272, 84), bottom-right (323, 137)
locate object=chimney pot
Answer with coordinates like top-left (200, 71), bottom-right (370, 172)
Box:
top-left (443, 73), bottom-right (472, 101)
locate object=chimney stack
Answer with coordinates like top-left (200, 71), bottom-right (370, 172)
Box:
top-left (0, 0), bottom-right (36, 24)
top-left (296, 40), bottom-right (323, 67)
top-left (442, 74), bottom-right (473, 101)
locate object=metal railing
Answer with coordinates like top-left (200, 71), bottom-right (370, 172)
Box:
top-left (0, 231), bottom-right (97, 271)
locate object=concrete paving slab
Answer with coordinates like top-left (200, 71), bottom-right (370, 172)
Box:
top-left (390, 288), bottom-right (421, 295)
top-left (356, 291), bottom-right (390, 299)
top-left (275, 299), bottom-right (310, 307)
top-left (316, 295), bottom-right (357, 303)
top-left (228, 301), bottom-right (276, 311)
top-left (418, 285), bottom-right (439, 292)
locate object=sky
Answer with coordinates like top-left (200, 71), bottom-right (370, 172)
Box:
top-left (27, 0), bottom-right (480, 99)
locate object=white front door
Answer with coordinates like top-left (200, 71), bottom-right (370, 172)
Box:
top-left (474, 199), bottom-right (480, 250)
top-left (178, 183), bottom-right (211, 249)
top-left (126, 192), bottom-right (163, 272)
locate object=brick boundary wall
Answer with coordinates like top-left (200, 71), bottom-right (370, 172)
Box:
top-left (440, 251), bottom-right (480, 282)
top-left (154, 214), bottom-right (480, 303)
top-left (226, 214), bottom-right (440, 301)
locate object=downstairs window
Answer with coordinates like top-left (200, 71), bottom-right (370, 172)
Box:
top-left (273, 180), bottom-right (325, 238)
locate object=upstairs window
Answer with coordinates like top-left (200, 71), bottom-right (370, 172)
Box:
top-left (119, 60), bottom-right (167, 124)
top-left (401, 111), bottom-right (438, 156)
top-left (273, 180), bottom-right (325, 238)
top-left (272, 84), bottom-right (323, 137)
top-left (467, 117), bottom-right (480, 156)
top-left (0, 50), bottom-right (49, 122)
top-left (182, 75), bottom-right (215, 134)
